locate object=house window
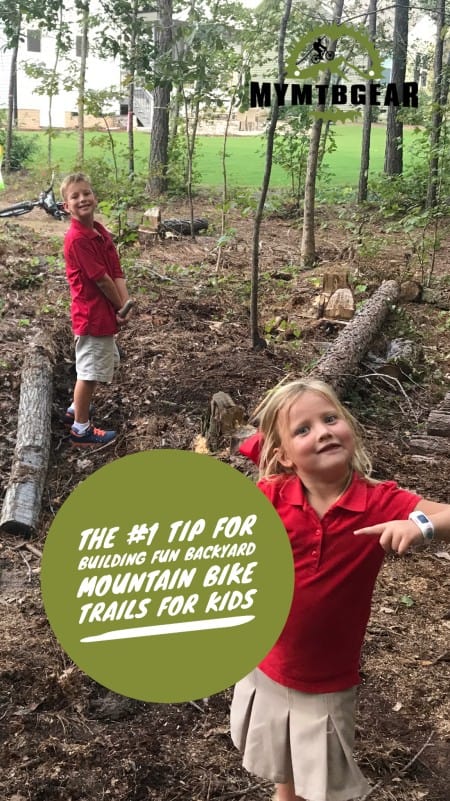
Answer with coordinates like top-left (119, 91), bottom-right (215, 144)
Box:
top-left (27, 30), bottom-right (41, 53)
top-left (75, 36), bottom-right (88, 57)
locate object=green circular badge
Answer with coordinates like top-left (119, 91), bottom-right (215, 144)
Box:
top-left (41, 451), bottom-right (294, 703)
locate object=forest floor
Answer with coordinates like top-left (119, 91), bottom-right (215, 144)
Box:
top-left (0, 177), bottom-right (449, 801)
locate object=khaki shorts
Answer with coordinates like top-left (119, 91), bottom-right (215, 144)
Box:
top-left (75, 335), bottom-right (120, 383)
top-left (230, 668), bottom-right (369, 801)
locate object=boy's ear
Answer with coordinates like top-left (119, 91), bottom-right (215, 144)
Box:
top-left (273, 447), bottom-right (294, 469)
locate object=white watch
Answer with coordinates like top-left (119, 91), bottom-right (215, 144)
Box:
top-left (408, 511), bottom-right (434, 542)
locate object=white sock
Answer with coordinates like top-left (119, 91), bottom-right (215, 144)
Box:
top-left (72, 421), bottom-right (91, 434)
top-left (67, 403), bottom-right (75, 414)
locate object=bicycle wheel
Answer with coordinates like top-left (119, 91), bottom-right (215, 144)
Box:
top-left (0, 201), bottom-right (34, 218)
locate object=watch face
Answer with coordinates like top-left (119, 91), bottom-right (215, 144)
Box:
top-left (416, 514), bottom-right (429, 525)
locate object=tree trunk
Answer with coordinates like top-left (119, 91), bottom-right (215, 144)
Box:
top-left (148, 0), bottom-right (173, 196)
top-left (300, 0), bottom-right (345, 267)
top-left (358, 0), bottom-right (377, 203)
top-left (250, 0), bottom-right (293, 348)
top-left (5, 22), bottom-right (20, 175)
top-left (426, 0), bottom-right (445, 209)
top-left (0, 334), bottom-right (54, 536)
top-left (127, 0), bottom-right (139, 176)
top-left (311, 279), bottom-right (400, 396)
top-left (384, 0), bottom-right (409, 175)
top-left (77, 2), bottom-right (90, 166)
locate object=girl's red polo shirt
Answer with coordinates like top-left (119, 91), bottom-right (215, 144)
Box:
top-left (257, 472), bottom-right (420, 692)
top-left (239, 434), bottom-right (421, 693)
top-left (64, 219), bottom-right (124, 336)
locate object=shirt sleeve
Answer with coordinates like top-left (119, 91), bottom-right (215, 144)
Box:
top-left (68, 238), bottom-right (109, 283)
top-left (371, 480), bottom-right (422, 520)
top-left (239, 431), bottom-right (264, 465)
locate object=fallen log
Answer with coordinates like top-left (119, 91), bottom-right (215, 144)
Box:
top-left (427, 393), bottom-right (450, 437)
top-left (230, 280), bottom-right (400, 453)
top-left (0, 332), bottom-right (54, 536)
top-left (311, 279), bottom-right (399, 395)
top-left (409, 435), bottom-right (450, 458)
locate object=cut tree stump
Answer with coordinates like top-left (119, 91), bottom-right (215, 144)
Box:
top-left (205, 392), bottom-right (244, 451)
top-left (311, 279), bottom-right (400, 395)
top-left (0, 332), bottom-right (54, 536)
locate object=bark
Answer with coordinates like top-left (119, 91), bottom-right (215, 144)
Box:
top-left (427, 393), bottom-right (450, 437)
top-left (250, 0), bottom-right (292, 348)
top-left (127, 0), bottom-right (139, 176)
top-left (422, 286), bottom-right (450, 309)
top-left (358, 0), bottom-right (377, 203)
top-left (426, 0), bottom-right (446, 209)
top-left (409, 436), bottom-right (450, 458)
top-left (77, 2), bottom-right (89, 166)
top-left (148, 0), bottom-right (172, 196)
top-left (384, 0), bottom-right (409, 175)
top-left (0, 334), bottom-right (54, 536)
top-left (206, 392), bottom-right (244, 451)
top-left (5, 20), bottom-right (20, 175)
top-left (300, 0), bottom-right (345, 267)
top-left (311, 279), bottom-right (400, 396)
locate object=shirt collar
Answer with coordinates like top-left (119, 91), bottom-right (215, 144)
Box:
top-left (71, 218), bottom-right (105, 240)
top-left (279, 471), bottom-right (368, 512)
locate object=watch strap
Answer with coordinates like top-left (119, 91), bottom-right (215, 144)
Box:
top-left (408, 510), bottom-right (434, 542)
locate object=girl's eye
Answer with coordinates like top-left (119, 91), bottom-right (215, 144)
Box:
top-left (325, 414), bottom-right (338, 423)
top-left (295, 426), bottom-right (309, 436)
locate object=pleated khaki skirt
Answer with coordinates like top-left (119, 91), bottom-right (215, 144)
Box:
top-left (230, 669), bottom-right (370, 801)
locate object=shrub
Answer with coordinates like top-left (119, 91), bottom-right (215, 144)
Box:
top-left (0, 126), bottom-right (38, 171)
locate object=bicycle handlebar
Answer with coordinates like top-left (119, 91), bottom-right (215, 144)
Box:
top-left (0, 173), bottom-right (68, 221)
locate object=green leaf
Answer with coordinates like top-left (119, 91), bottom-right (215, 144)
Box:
top-left (399, 595), bottom-right (414, 607)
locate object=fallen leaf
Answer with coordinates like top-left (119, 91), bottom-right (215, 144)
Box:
top-left (399, 595), bottom-right (415, 607)
top-left (392, 701), bottom-right (403, 712)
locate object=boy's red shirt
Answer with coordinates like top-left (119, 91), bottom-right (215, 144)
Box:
top-left (240, 432), bottom-right (420, 693)
top-left (64, 218), bottom-right (124, 336)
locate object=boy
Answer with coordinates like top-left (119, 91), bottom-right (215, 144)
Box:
top-left (61, 172), bottom-right (132, 447)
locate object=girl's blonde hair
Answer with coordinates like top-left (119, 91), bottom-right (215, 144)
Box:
top-left (254, 378), bottom-right (373, 480)
top-left (60, 172), bottom-right (92, 201)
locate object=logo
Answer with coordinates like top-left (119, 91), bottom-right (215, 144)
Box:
top-left (41, 450), bottom-right (294, 703)
top-left (250, 22), bottom-right (418, 122)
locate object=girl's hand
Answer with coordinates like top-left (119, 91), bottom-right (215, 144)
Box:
top-left (354, 519), bottom-right (424, 555)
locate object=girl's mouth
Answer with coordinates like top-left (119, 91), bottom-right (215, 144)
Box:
top-left (317, 443), bottom-right (341, 453)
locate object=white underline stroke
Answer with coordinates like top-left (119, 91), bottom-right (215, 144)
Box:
top-left (80, 614), bottom-right (255, 643)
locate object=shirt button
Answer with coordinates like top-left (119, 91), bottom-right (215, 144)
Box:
top-left (315, 529), bottom-right (321, 536)
top-left (312, 550), bottom-right (317, 556)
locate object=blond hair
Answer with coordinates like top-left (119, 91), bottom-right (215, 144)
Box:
top-left (254, 378), bottom-right (373, 480)
top-left (60, 172), bottom-right (92, 201)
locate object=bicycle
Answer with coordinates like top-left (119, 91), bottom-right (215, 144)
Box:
top-left (0, 174), bottom-right (68, 221)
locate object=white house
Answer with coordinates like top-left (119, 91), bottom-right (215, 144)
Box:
top-left (0, 2), bottom-right (154, 130)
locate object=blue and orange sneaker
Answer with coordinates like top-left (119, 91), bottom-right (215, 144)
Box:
top-left (64, 404), bottom-right (95, 427)
top-left (70, 425), bottom-right (116, 448)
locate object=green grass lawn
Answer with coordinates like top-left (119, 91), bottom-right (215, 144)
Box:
top-left (20, 123), bottom-right (418, 191)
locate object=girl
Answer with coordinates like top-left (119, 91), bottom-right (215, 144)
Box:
top-left (231, 378), bottom-right (450, 801)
